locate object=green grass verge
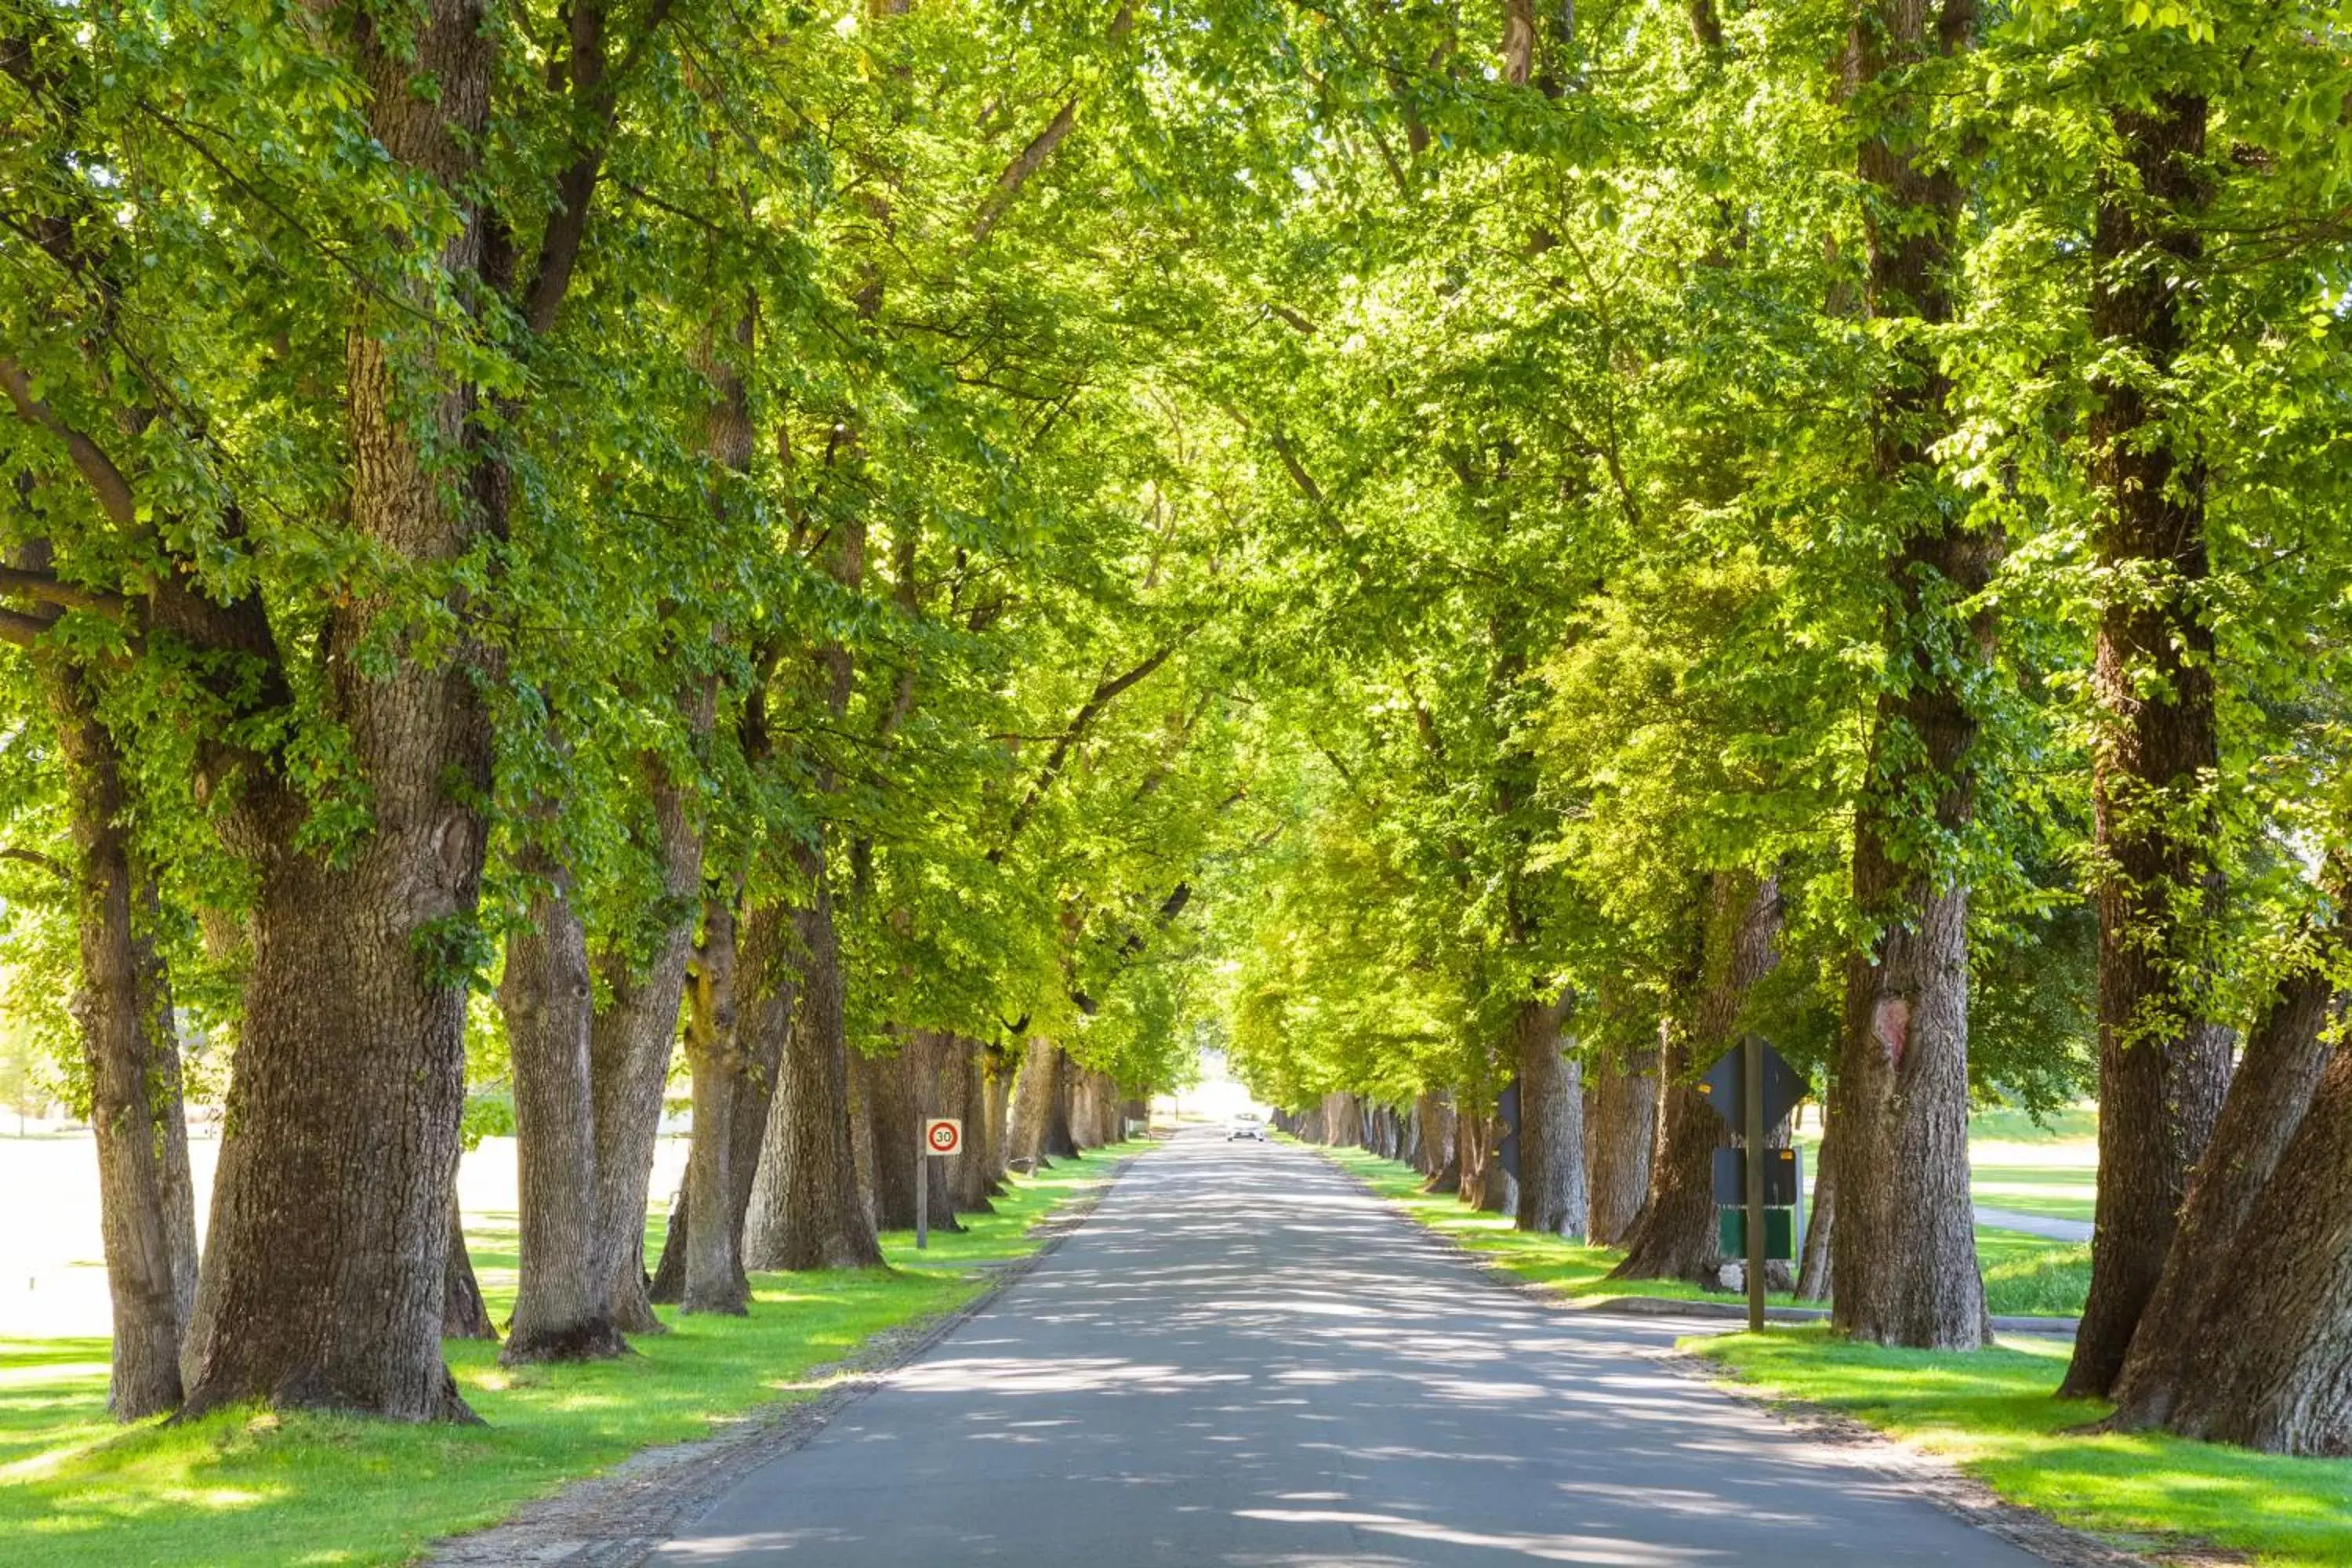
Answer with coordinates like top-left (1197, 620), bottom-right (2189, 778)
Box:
top-left (1693, 1328), bottom-right (2352, 1566)
top-left (1965, 1104), bottom-right (2098, 1143)
top-left (0, 1142), bottom-right (1141, 1568)
top-left (1320, 1145), bottom-right (2088, 1318)
top-left (1972, 1160), bottom-right (2098, 1223)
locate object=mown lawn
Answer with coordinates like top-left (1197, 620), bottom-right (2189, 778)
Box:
top-left (1695, 1329), bottom-right (2352, 1566)
top-left (0, 1143), bottom-right (1139, 1568)
top-left (1319, 1144), bottom-right (2090, 1318)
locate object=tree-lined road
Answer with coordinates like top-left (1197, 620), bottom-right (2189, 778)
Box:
top-left (654, 1131), bottom-right (2044, 1565)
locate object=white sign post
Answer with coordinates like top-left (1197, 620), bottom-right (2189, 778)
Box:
top-left (917, 1119), bottom-right (962, 1250)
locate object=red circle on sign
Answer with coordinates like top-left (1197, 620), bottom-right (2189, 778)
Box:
top-left (927, 1122), bottom-right (959, 1152)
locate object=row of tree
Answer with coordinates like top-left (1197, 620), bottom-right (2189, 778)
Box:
top-left (1207, 0), bottom-right (2352, 1460)
top-left (0, 0), bottom-right (1248, 1425)
top-left (7, 0), bottom-right (2350, 1464)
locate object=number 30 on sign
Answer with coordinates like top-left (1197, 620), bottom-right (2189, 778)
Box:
top-left (924, 1118), bottom-right (963, 1156)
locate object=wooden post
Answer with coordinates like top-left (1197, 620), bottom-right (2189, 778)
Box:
top-left (1744, 1036), bottom-right (1766, 1333)
top-left (916, 1142), bottom-right (928, 1250)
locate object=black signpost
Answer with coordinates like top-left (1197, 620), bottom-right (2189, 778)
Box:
top-left (1494, 1079), bottom-right (1521, 1182)
top-left (1693, 1034), bottom-right (1810, 1332)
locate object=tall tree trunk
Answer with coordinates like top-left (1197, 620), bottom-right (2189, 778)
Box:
top-left (1614, 871), bottom-right (1777, 1284)
top-left (588, 750), bottom-right (706, 1335)
top-left (1011, 1039), bottom-right (1078, 1165)
top-left (500, 862), bottom-right (627, 1360)
top-left (2108, 912), bottom-right (2343, 1428)
top-left (1513, 998), bottom-right (1587, 1238)
top-left (442, 1197), bottom-right (497, 1342)
top-left (906, 1031), bottom-right (964, 1232)
top-left (1461, 1105), bottom-right (1512, 1214)
top-left (2158, 1041), bottom-right (2352, 1454)
top-left (981, 1044), bottom-right (1014, 1193)
top-left (1395, 1101), bottom-right (1421, 1169)
top-left (1828, 0), bottom-right (1991, 1353)
top-left (1587, 1037), bottom-right (1656, 1248)
top-left (2064, 87), bottom-right (2234, 1401)
top-left (1065, 1064), bottom-right (1096, 1151)
top-left (177, 0), bottom-right (494, 1423)
top-left (681, 898), bottom-right (750, 1314)
top-left (647, 1172), bottom-right (691, 1306)
top-left (725, 905), bottom-right (793, 1265)
top-left (1417, 1091), bottom-right (1457, 1188)
top-left (948, 1044), bottom-right (994, 1213)
top-left (53, 668), bottom-right (197, 1419)
top-left (742, 862), bottom-right (883, 1271)
top-left (860, 1042), bottom-right (921, 1231)
top-left (1795, 1113), bottom-right (1837, 1301)
top-left (1319, 1091), bottom-right (1357, 1149)
top-left (672, 299), bottom-right (765, 1316)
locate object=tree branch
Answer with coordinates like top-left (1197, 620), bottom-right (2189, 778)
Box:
top-left (0, 355), bottom-right (139, 528)
top-left (1269, 430), bottom-right (1325, 506)
top-left (991, 642), bottom-right (1179, 860)
top-left (0, 846), bottom-right (69, 880)
top-left (0, 565), bottom-right (129, 618)
top-left (0, 604), bottom-right (59, 648)
top-left (972, 96), bottom-right (1079, 242)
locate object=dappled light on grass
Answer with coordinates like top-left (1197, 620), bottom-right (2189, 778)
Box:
top-left (1324, 1142), bottom-right (2092, 1319)
top-left (0, 1148), bottom-right (1133, 1567)
top-left (1697, 1327), bottom-right (2352, 1564)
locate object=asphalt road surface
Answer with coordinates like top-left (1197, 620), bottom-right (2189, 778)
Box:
top-left (653, 1128), bottom-right (2047, 1566)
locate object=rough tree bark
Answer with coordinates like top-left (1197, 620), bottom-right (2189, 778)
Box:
top-left (2064, 85), bottom-right (2235, 1401)
top-left (2107, 895), bottom-right (2345, 1429)
top-left (588, 752), bottom-right (705, 1337)
top-left (1795, 1113), bottom-right (1837, 1302)
top-left (1828, 0), bottom-right (1992, 1352)
top-left (1010, 1039), bottom-right (1079, 1165)
top-left (910, 1035), bottom-right (964, 1232)
top-left (1064, 1064), bottom-right (1098, 1151)
top-left (1460, 1105), bottom-right (1512, 1214)
top-left (1417, 1091), bottom-right (1458, 1189)
top-left (859, 1041), bottom-right (921, 1231)
top-left (1613, 871), bottom-right (1778, 1285)
top-left (979, 1043), bottom-right (1014, 1196)
top-left (442, 1199), bottom-right (497, 1342)
top-left (53, 667), bottom-right (198, 1417)
top-left (727, 935), bottom-right (793, 1246)
top-left (177, 0), bottom-right (494, 1421)
top-left (1514, 997), bottom-right (1588, 1239)
top-left (499, 858), bottom-right (627, 1360)
top-left (1394, 1101), bottom-right (1422, 1169)
top-left (2158, 1040), bottom-right (2352, 1454)
top-left (1319, 1091), bottom-right (1359, 1149)
top-left (1587, 1036), bottom-right (1656, 1248)
top-left (742, 862), bottom-right (884, 1271)
top-left (680, 898), bottom-right (750, 1314)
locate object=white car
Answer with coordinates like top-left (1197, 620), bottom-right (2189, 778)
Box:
top-left (1227, 1112), bottom-right (1269, 1142)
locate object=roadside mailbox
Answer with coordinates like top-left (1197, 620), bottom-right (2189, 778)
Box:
top-left (1695, 1035), bottom-right (1810, 1330)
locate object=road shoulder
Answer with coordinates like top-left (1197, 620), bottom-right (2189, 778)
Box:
top-left (1306, 1142), bottom-right (2153, 1568)
top-left (426, 1145), bottom-right (1148, 1568)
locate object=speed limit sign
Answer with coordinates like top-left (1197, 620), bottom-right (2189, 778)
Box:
top-left (924, 1118), bottom-right (963, 1156)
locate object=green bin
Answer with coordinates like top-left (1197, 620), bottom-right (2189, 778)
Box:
top-left (1717, 1206), bottom-right (1795, 1262)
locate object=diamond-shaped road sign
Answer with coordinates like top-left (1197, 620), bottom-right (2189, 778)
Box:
top-left (1695, 1036), bottom-right (1809, 1134)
